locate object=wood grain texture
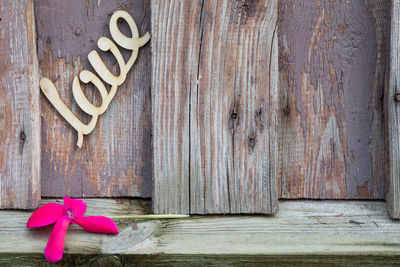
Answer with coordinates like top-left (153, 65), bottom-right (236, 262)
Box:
top-left (0, 0), bottom-right (40, 209)
top-left (151, 0), bottom-right (201, 214)
top-left (2, 200), bottom-right (400, 266)
top-left (35, 0), bottom-right (152, 197)
top-left (152, 0), bottom-right (278, 214)
top-left (4, 255), bottom-right (400, 267)
top-left (386, 0), bottom-right (400, 218)
top-left (278, 0), bottom-right (387, 199)
top-left (190, 0), bottom-right (278, 214)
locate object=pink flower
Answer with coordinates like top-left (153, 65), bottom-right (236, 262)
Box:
top-left (26, 196), bottom-right (119, 263)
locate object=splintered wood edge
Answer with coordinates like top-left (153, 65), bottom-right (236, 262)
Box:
top-left (0, 199), bottom-right (399, 265)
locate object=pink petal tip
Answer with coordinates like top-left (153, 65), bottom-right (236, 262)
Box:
top-left (73, 216), bottom-right (119, 234)
top-left (26, 203), bottom-right (66, 228)
top-left (44, 215), bottom-right (71, 263)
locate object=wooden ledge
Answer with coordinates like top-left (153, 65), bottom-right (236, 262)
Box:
top-left (1, 199), bottom-right (400, 266)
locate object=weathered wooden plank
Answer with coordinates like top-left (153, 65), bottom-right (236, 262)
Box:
top-left (0, 0), bottom-right (40, 209)
top-left (35, 0), bottom-right (152, 197)
top-left (2, 200), bottom-right (400, 265)
top-left (386, 0), bottom-right (400, 218)
top-left (278, 0), bottom-right (387, 199)
top-left (152, 0), bottom-right (278, 214)
top-left (3, 254), bottom-right (400, 267)
top-left (191, 0), bottom-right (278, 214)
top-left (151, 1), bottom-right (202, 214)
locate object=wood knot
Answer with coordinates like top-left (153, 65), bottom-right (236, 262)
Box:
top-left (255, 108), bottom-right (264, 132)
top-left (229, 103), bottom-right (240, 131)
top-left (283, 106), bottom-right (291, 115)
top-left (394, 93), bottom-right (400, 102)
top-left (20, 131), bottom-right (26, 142)
top-left (256, 108), bottom-right (262, 119)
top-left (19, 131), bottom-right (26, 154)
top-left (231, 112), bottom-right (238, 120)
top-left (248, 136), bottom-right (256, 150)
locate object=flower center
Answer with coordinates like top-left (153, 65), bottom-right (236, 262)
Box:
top-left (66, 207), bottom-right (74, 219)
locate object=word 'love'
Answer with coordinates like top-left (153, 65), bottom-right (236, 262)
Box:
top-left (40, 10), bottom-right (150, 147)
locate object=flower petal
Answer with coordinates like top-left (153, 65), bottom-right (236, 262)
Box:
top-left (26, 203), bottom-right (66, 228)
top-left (63, 196), bottom-right (86, 217)
top-left (73, 216), bottom-right (119, 234)
top-left (44, 215), bottom-right (71, 263)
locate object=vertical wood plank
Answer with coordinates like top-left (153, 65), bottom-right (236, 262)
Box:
top-left (35, 0), bottom-right (152, 197)
top-left (386, 0), bottom-right (400, 218)
top-left (152, 1), bottom-right (203, 214)
top-left (278, 0), bottom-right (387, 199)
top-left (190, 0), bottom-right (278, 214)
top-left (0, 0), bottom-right (41, 209)
top-left (152, 0), bottom-right (278, 214)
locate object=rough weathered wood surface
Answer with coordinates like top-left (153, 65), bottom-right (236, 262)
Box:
top-left (151, 0), bottom-right (198, 214)
top-left (278, 0), bottom-right (387, 199)
top-left (190, 0), bottom-right (279, 214)
top-left (3, 254), bottom-right (400, 267)
top-left (35, 0), bottom-right (152, 197)
top-left (152, 0), bottom-right (278, 214)
top-left (0, 0), bottom-right (41, 209)
top-left (1, 200), bottom-right (400, 266)
top-left (386, 0), bottom-right (400, 219)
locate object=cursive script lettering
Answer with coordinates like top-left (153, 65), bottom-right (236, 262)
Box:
top-left (40, 10), bottom-right (150, 147)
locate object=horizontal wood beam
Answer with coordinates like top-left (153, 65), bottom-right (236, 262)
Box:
top-left (0, 199), bottom-right (399, 265)
top-left (2, 254), bottom-right (400, 266)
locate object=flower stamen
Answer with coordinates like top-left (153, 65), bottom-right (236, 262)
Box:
top-left (66, 208), bottom-right (74, 219)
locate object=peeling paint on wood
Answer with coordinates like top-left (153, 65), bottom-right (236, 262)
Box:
top-left (0, 0), bottom-right (41, 209)
top-left (278, 0), bottom-right (387, 199)
top-left (152, 0), bottom-right (278, 214)
top-left (34, 0), bottom-right (152, 197)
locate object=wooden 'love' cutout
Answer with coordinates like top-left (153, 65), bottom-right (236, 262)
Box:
top-left (40, 10), bottom-right (150, 148)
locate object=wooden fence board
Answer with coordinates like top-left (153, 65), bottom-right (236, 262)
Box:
top-left (152, 0), bottom-right (278, 214)
top-left (151, 0), bottom-right (202, 214)
top-left (35, 0), bottom-right (152, 197)
top-left (190, 0), bottom-right (278, 214)
top-left (278, 0), bottom-right (387, 199)
top-left (0, 0), bottom-right (41, 209)
top-left (386, 0), bottom-right (400, 218)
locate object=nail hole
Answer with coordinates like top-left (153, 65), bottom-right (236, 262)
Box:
top-left (74, 27), bottom-right (84, 36)
top-left (231, 112), bottom-right (238, 120)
